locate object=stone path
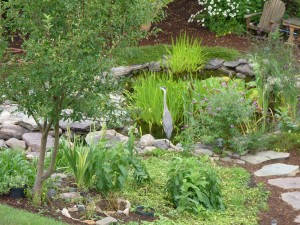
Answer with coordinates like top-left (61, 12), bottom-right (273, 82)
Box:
top-left (250, 154), bottom-right (300, 224)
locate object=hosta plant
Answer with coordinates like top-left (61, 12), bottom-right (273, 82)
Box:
top-left (166, 156), bottom-right (224, 213)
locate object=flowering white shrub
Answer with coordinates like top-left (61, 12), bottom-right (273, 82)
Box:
top-left (189, 0), bottom-right (266, 35)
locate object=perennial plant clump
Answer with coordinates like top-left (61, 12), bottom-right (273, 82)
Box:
top-left (189, 0), bottom-right (265, 35)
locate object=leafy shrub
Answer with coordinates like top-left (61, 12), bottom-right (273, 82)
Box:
top-left (0, 150), bottom-right (36, 195)
top-left (166, 156), bottom-right (224, 213)
top-left (93, 134), bottom-right (150, 194)
top-left (189, 0), bottom-right (265, 35)
top-left (177, 77), bottom-right (254, 151)
top-left (62, 131), bottom-right (150, 193)
top-left (165, 33), bottom-right (206, 74)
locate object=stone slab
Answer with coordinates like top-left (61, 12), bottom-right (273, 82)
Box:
top-left (282, 192), bottom-right (300, 210)
top-left (268, 177), bottom-right (300, 189)
top-left (241, 150), bottom-right (290, 164)
top-left (295, 215), bottom-right (300, 223)
top-left (22, 133), bottom-right (54, 152)
top-left (254, 163), bottom-right (299, 177)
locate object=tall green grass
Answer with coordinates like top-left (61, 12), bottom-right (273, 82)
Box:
top-left (125, 73), bottom-right (186, 132)
top-left (166, 33), bottom-right (206, 74)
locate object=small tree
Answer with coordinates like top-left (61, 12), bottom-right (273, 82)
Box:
top-left (0, 0), bottom-right (158, 205)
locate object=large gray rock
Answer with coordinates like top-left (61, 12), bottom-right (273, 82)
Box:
top-left (193, 148), bottom-right (213, 156)
top-left (204, 59), bottom-right (225, 70)
top-left (17, 115), bottom-right (39, 131)
top-left (5, 138), bottom-right (26, 150)
top-left (254, 163), bottom-right (299, 177)
top-left (111, 65), bottom-right (143, 77)
top-left (0, 124), bottom-right (28, 140)
top-left (85, 129), bottom-right (129, 146)
top-left (22, 133), bottom-right (55, 152)
top-left (282, 192), bottom-right (300, 210)
top-left (0, 139), bottom-right (6, 148)
top-left (139, 134), bottom-right (155, 147)
top-left (96, 217), bottom-right (118, 225)
top-left (223, 58), bottom-right (247, 68)
top-left (236, 64), bottom-right (254, 76)
top-left (153, 139), bottom-right (170, 150)
top-left (241, 150), bottom-right (290, 164)
top-left (149, 61), bottom-right (161, 72)
top-left (59, 119), bottom-right (101, 133)
top-left (220, 157), bottom-right (245, 164)
top-left (268, 177), bottom-right (300, 189)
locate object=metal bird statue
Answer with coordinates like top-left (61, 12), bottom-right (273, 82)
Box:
top-left (160, 86), bottom-right (173, 146)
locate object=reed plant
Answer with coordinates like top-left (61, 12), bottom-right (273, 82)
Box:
top-left (126, 73), bottom-right (186, 132)
top-left (249, 32), bottom-right (300, 131)
top-left (165, 33), bottom-right (206, 75)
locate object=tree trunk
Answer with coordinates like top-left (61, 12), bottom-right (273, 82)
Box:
top-left (32, 131), bottom-right (49, 205)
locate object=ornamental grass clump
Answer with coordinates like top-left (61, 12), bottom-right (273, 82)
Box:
top-left (125, 73), bottom-right (186, 132)
top-left (165, 33), bottom-right (206, 75)
top-left (189, 0), bottom-right (265, 35)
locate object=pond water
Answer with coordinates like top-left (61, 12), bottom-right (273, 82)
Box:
top-left (124, 69), bottom-right (254, 141)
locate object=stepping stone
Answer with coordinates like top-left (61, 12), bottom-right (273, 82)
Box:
top-left (254, 163), bottom-right (299, 177)
top-left (241, 150), bottom-right (290, 164)
top-left (268, 177), bottom-right (300, 189)
top-left (295, 215), bottom-right (300, 223)
top-left (220, 157), bottom-right (245, 164)
top-left (282, 192), bottom-right (300, 210)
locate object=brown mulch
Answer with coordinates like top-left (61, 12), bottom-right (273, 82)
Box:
top-left (139, 0), bottom-right (254, 53)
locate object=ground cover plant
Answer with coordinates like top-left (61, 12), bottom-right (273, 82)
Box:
top-left (122, 151), bottom-right (269, 225)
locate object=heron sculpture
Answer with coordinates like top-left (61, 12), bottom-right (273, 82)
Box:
top-left (160, 86), bottom-right (173, 146)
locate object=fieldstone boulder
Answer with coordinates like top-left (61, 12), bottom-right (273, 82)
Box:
top-left (254, 163), bottom-right (299, 177)
top-left (241, 150), bottom-right (290, 164)
top-left (204, 59), bottom-right (225, 70)
top-left (17, 115), bottom-right (39, 131)
top-left (0, 124), bottom-right (28, 140)
top-left (236, 64), bottom-right (254, 76)
top-left (59, 119), bottom-right (101, 133)
top-left (268, 177), bottom-right (300, 189)
top-left (193, 148), bottom-right (213, 156)
top-left (96, 217), bottom-right (118, 225)
top-left (153, 139), bottom-right (170, 150)
top-left (282, 192), bottom-right (300, 210)
top-left (149, 61), bottom-right (161, 71)
top-left (85, 129), bottom-right (129, 146)
top-left (5, 138), bottom-right (26, 150)
top-left (236, 73), bottom-right (246, 79)
top-left (139, 134), bottom-right (155, 147)
top-left (0, 139), bottom-right (6, 148)
top-left (22, 133), bottom-right (55, 152)
top-left (223, 58), bottom-right (247, 68)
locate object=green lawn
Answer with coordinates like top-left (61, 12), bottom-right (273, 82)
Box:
top-left (112, 44), bottom-right (241, 66)
top-left (0, 204), bottom-right (67, 225)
